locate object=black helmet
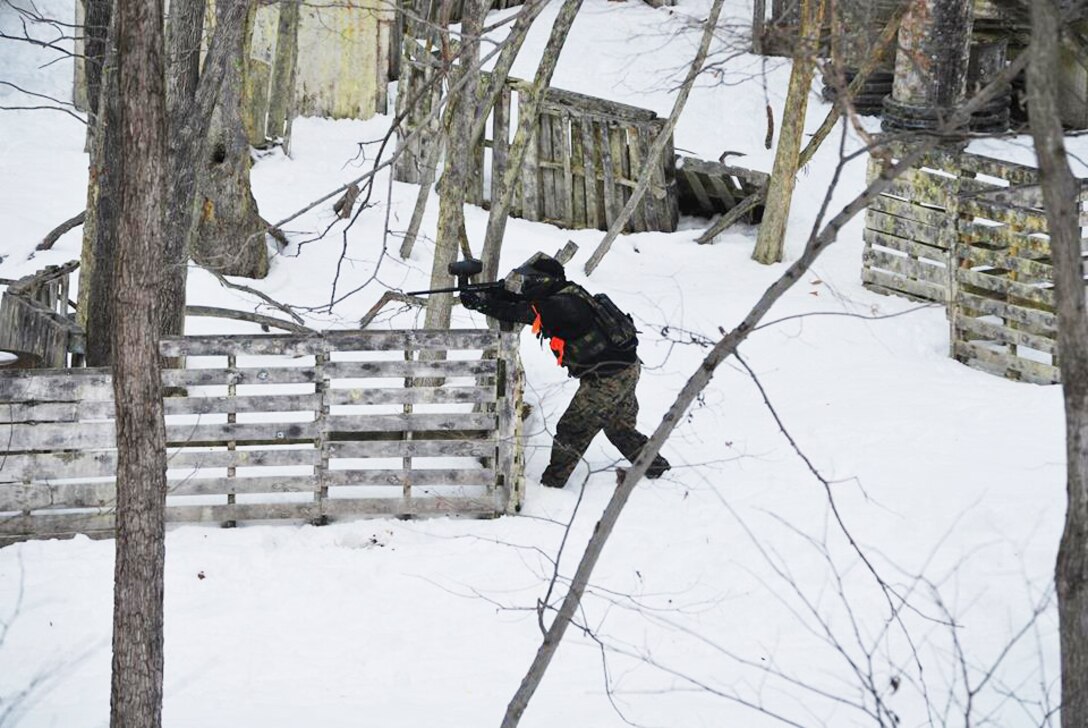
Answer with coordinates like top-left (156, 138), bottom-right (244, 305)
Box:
top-left (504, 256), bottom-right (565, 298)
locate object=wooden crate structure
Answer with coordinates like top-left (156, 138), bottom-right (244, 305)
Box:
top-left (0, 329), bottom-right (525, 544)
top-left (394, 66), bottom-right (680, 233)
top-left (862, 146), bottom-right (1039, 303)
top-left (0, 261), bottom-right (82, 368)
top-left (675, 156), bottom-right (768, 224)
top-left (949, 185), bottom-right (1088, 384)
top-left (482, 80), bottom-right (680, 233)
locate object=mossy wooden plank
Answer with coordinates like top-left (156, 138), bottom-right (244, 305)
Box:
top-left (954, 290), bottom-right (1058, 331)
top-left (955, 268), bottom-right (1056, 307)
top-left (862, 249), bottom-right (949, 285)
top-left (957, 246), bottom-right (1055, 281)
top-left (953, 315), bottom-right (1058, 354)
top-left (960, 199), bottom-right (1050, 234)
top-left (958, 223), bottom-right (1052, 257)
top-left (868, 194), bottom-right (948, 227)
top-left (863, 228), bottom-right (949, 262)
top-left (861, 268), bottom-right (946, 303)
top-left (866, 209), bottom-right (943, 246)
top-left (953, 340), bottom-right (1060, 384)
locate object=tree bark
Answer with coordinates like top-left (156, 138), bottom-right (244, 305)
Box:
top-left (480, 0), bottom-right (584, 280)
top-left (424, 0), bottom-right (485, 331)
top-left (190, 0), bottom-right (269, 280)
top-left (582, 0), bottom-right (725, 276)
top-left (1027, 4), bottom-right (1088, 726)
top-left (109, 0), bottom-right (169, 726)
top-left (79, 8), bottom-right (121, 366)
top-left (752, 0), bottom-right (826, 265)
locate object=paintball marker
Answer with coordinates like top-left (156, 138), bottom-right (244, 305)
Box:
top-left (407, 258), bottom-right (506, 296)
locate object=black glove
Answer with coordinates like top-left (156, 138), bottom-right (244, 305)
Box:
top-left (460, 290), bottom-right (484, 311)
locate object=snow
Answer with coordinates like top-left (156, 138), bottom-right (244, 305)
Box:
top-left (0, 0), bottom-right (1071, 726)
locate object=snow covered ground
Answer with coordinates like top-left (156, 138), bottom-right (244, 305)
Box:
top-left (0, 0), bottom-right (1071, 726)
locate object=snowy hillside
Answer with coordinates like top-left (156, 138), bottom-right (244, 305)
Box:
top-left (0, 1), bottom-right (1070, 726)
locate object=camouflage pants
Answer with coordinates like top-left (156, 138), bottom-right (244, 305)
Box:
top-left (541, 362), bottom-right (653, 487)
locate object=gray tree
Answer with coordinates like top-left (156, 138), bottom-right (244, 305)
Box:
top-left (1026, 2), bottom-right (1088, 726)
top-left (108, 0), bottom-right (169, 726)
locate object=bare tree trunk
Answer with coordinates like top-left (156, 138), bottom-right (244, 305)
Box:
top-left (190, 0), bottom-right (269, 280)
top-left (109, 0), bottom-right (168, 727)
top-left (83, 0), bottom-right (112, 149)
top-left (1027, 4), bottom-right (1088, 726)
top-left (424, 0), bottom-right (485, 330)
top-left (480, 0), bottom-right (584, 280)
top-left (582, 0), bottom-right (725, 276)
top-left (161, 0), bottom-right (207, 341)
top-left (161, 0), bottom-right (253, 340)
top-left (79, 8), bottom-right (120, 366)
top-left (752, 0), bottom-right (826, 265)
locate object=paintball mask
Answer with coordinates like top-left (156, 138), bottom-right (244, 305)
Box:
top-left (504, 257), bottom-right (565, 299)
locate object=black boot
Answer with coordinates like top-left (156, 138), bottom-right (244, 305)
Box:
top-left (646, 456), bottom-right (671, 479)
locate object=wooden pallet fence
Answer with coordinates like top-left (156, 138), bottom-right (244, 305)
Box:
top-left (491, 81), bottom-right (680, 233)
top-left (0, 261), bottom-right (82, 368)
top-left (949, 184), bottom-right (1088, 384)
top-left (862, 144), bottom-right (1040, 304)
top-left (0, 329), bottom-right (524, 544)
top-left (394, 63), bottom-right (680, 233)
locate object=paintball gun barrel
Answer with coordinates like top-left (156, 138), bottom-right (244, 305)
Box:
top-left (407, 258), bottom-right (505, 296)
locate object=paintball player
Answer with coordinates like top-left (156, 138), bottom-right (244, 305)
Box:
top-left (459, 256), bottom-right (670, 489)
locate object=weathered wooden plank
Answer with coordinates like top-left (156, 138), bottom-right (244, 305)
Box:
top-left (952, 340), bottom-right (1060, 384)
top-left (491, 86), bottom-right (510, 208)
top-left (161, 366), bottom-right (318, 387)
top-left (164, 501), bottom-right (320, 524)
top-left (538, 111), bottom-right (557, 222)
top-left (324, 412), bottom-right (496, 433)
top-left (958, 224), bottom-right (1052, 257)
top-left (0, 450), bottom-right (119, 481)
top-left (865, 209), bottom-right (943, 247)
top-left (0, 293), bottom-right (73, 368)
top-left (167, 421), bottom-right (320, 445)
top-left (520, 121), bottom-right (541, 221)
top-left (167, 475), bottom-right (317, 497)
top-left (322, 495), bottom-right (501, 518)
top-left (957, 246), bottom-right (1055, 281)
top-left (862, 249), bottom-right (949, 285)
top-left (953, 315), bottom-right (1058, 354)
top-left (557, 112), bottom-right (574, 226)
top-left (325, 469), bottom-right (494, 487)
top-left (509, 81), bottom-right (658, 122)
top-left (164, 393), bottom-right (322, 416)
top-left (960, 200), bottom-right (1050, 234)
top-left (0, 511), bottom-right (116, 538)
top-left (0, 399), bottom-right (113, 423)
top-left (863, 228), bottom-right (949, 262)
top-left (326, 385), bottom-right (495, 406)
top-left (955, 268), bottom-right (1056, 307)
top-left (326, 439), bottom-right (495, 458)
top-left (599, 123), bottom-right (618, 227)
top-left (168, 448), bottom-right (320, 470)
top-left (570, 114), bottom-right (587, 227)
top-left (676, 156), bottom-right (770, 188)
top-left (0, 421), bottom-right (117, 451)
top-left (159, 329), bottom-right (501, 357)
top-left (580, 119), bottom-right (601, 229)
top-left (954, 290), bottom-right (1058, 331)
top-left (868, 194), bottom-right (948, 227)
top-left (861, 268), bottom-right (946, 303)
top-left (0, 481), bottom-right (116, 511)
top-left (683, 170), bottom-right (716, 215)
top-left (323, 359), bottom-right (498, 379)
top-left (0, 369), bottom-right (113, 401)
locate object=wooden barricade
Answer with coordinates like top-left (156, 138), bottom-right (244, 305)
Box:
top-left (675, 156), bottom-right (768, 225)
top-left (0, 261), bottom-right (82, 368)
top-left (949, 185), bottom-right (1086, 384)
top-left (862, 145), bottom-right (1039, 303)
top-left (394, 64), bottom-right (680, 233)
top-left (0, 329), bottom-right (525, 544)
